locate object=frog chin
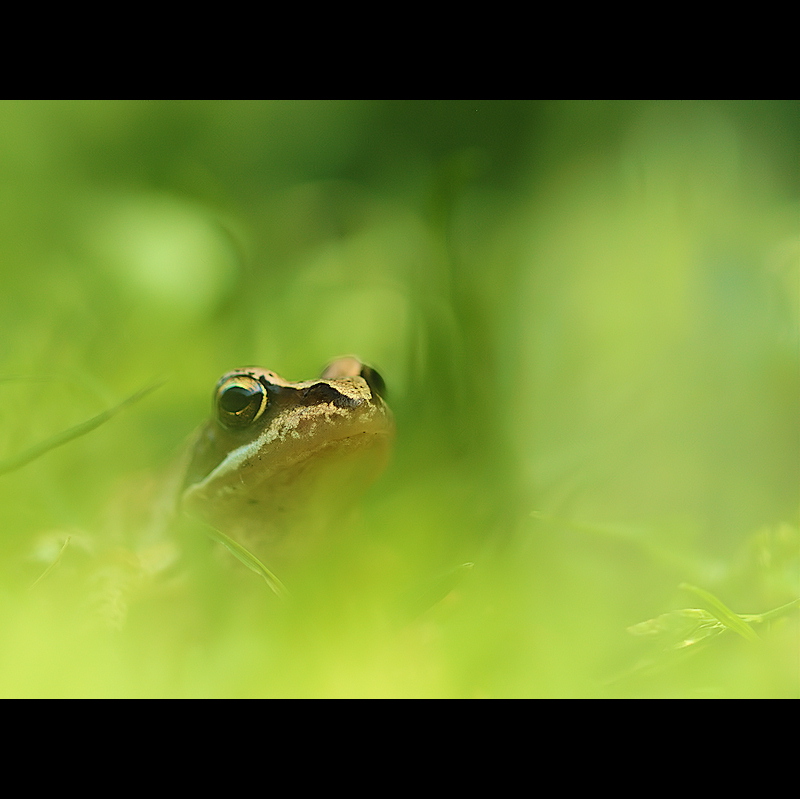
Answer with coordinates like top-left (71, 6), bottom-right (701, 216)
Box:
top-left (182, 425), bottom-right (392, 537)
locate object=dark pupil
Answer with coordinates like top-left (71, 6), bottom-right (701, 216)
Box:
top-left (221, 385), bottom-right (257, 414)
top-left (217, 383), bottom-right (267, 429)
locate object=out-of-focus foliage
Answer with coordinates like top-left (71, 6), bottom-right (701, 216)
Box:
top-left (0, 101), bottom-right (796, 697)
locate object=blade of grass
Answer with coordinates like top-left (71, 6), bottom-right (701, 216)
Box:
top-left (679, 583), bottom-right (760, 643)
top-left (0, 380), bottom-right (164, 477)
top-left (29, 535), bottom-right (72, 589)
top-left (742, 597), bottom-right (800, 625)
top-left (202, 523), bottom-right (289, 600)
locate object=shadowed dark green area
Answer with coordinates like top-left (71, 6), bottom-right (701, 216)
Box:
top-left (0, 101), bottom-right (797, 697)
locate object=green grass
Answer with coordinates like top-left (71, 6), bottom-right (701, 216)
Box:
top-left (0, 101), bottom-right (797, 697)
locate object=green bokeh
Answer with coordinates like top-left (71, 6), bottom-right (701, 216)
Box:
top-left (0, 101), bottom-right (796, 697)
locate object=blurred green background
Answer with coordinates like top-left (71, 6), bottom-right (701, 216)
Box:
top-left (0, 100), bottom-right (796, 697)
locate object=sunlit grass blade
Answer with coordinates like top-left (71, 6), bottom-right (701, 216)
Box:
top-left (0, 380), bottom-right (164, 477)
top-left (201, 523), bottom-right (289, 600)
top-left (741, 597), bottom-right (800, 626)
top-left (628, 607), bottom-right (726, 650)
top-left (28, 535), bottom-right (72, 590)
top-left (679, 583), bottom-right (760, 642)
top-left (629, 594), bottom-right (799, 655)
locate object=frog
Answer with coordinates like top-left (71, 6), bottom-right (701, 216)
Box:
top-left (178, 357), bottom-right (393, 577)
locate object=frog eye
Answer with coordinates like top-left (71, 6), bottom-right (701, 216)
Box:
top-left (320, 357), bottom-right (387, 400)
top-left (215, 375), bottom-right (268, 429)
top-left (359, 365), bottom-right (386, 399)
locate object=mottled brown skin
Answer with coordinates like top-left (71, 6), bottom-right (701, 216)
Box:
top-left (180, 358), bottom-right (393, 570)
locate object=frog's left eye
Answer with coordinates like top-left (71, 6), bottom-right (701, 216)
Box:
top-left (359, 365), bottom-right (386, 399)
top-left (216, 375), bottom-right (268, 429)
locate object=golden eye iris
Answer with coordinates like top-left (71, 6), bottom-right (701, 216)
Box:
top-left (216, 375), bottom-right (268, 429)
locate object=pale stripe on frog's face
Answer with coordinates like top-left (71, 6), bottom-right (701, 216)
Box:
top-left (180, 358), bottom-right (393, 566)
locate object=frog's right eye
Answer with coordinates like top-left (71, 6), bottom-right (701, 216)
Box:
top-left (215, 375), bottom-right (268, 429)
